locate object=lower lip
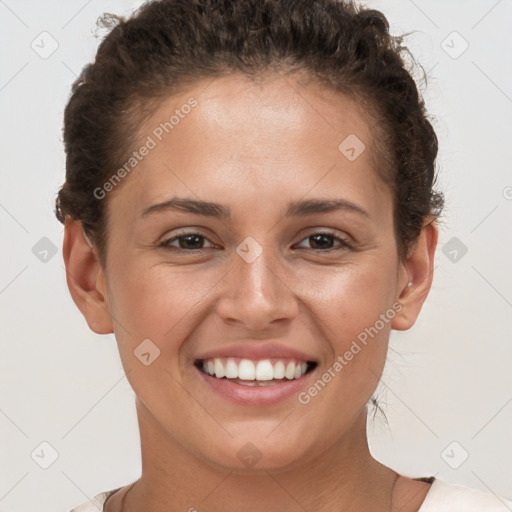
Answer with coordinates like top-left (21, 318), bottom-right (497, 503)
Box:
top-left (195, 366), bottom-right (316, 406)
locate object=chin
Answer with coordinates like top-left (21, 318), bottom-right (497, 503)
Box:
top-left (195, 431), bottom-right (318, 473)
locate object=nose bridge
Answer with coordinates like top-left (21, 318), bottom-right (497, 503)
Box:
top-left (239, 241), bottom-right (280, 298)
top-left (216, 237), bottom-right (297, 328)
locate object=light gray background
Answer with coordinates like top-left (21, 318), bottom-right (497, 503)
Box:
top-left (1, 1), bottom-right (511, 511)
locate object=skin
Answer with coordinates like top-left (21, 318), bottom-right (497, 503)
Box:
top-left (63, 72), bottom-right (438, 512)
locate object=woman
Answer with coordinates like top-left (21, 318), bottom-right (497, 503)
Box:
top-left (56, 0), bottom-right (512, 510)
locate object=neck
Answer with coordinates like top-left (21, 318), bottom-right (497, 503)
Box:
top-left (122, 399), bottom-right (401, 512)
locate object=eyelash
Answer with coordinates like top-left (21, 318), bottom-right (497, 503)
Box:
top-left (158, 230), bottom-right (353, 252)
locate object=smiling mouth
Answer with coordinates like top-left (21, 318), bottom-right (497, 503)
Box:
top-left (194, 357), bottom-right (318, 386)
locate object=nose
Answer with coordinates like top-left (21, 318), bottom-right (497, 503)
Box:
top-left (215, 246), bottom-right (299, 331)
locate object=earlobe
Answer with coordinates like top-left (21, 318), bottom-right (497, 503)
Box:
top-left (62, 218), bottom-right (114, 335)
top-left (391, 220), bottom-right (438, 331)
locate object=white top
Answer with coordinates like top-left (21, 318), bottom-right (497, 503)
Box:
top-left (69, 478), bottom-right (512, 511)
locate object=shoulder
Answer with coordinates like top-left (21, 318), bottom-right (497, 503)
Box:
top-left (419, 478), bottom-right (512, 511)
top-left (68, 487), bottom-right (121, 512)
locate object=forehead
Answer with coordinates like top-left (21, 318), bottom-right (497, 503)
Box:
top-left (151, 72), bottom-right (376, 162)
top-left (108, 72), bottom-right (390, 221)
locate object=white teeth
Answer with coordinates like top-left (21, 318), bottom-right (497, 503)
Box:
top-left (285, 362), bottom-right (296, 380)
top-left (201, 357), bottom-right (312, 381)
top-left (214, 359), bottom-right (226, 378)
top-left (238, 359), bottom-right (256, 380)
top-left (273, 361), bottom-right (285, 379)
top-left (255, 360), bottom-right (274, 381)
top-left (225, 358), bottom-right (238, 378)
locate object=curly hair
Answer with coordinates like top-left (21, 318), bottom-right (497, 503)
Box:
top-left (55, 0), bottom-right (444, 265)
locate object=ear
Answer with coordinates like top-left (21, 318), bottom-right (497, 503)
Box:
top-left (391, 220), bottom-right (438, 331)
top-left (62, 218), bottom-right (113, 334)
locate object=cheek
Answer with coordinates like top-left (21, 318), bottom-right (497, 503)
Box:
top-left (105, 258), bottom-right (226, 376)
top-left (293, 257), bottom-right (397, 398)
top-left (105, 264), bottom-right (209, 419)
top-left (108, 265), bottom-right (205, 335)
top-left (296, 256), bottom-right (398, 344)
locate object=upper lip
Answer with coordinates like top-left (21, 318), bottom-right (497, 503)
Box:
top-left (195, 342), bottom-right (317, 362)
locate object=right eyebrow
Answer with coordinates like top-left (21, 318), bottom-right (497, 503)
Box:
top-left (141, 197), bottom-right (231, 219)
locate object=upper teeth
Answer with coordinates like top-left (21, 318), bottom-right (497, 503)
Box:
top-left (201, 358), bottom-right (309, 381)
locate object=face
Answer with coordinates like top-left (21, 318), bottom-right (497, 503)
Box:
top-left (76, 73), bottom-right (424, 471)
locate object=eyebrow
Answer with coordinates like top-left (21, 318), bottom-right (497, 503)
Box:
top-left (141, 197), bottom-right (369, 219)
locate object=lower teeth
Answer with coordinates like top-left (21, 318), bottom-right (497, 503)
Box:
top-left (208, 376), bottom-right (289, 386)
top-left (235, 379), bottom-right (283, 387)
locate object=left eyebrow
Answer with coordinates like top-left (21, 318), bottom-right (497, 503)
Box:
top-left (284, 198), bottom-right (369, 218)
top-left (140, 197), bottom-right (369, 219)
top-left (141, 197), bottom-right (231, 219)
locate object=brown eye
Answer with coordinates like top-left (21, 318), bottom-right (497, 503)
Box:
top-left (160, 232), bottom-right (215, 250)
top-left (296, 232), bottom-right (352, 251)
